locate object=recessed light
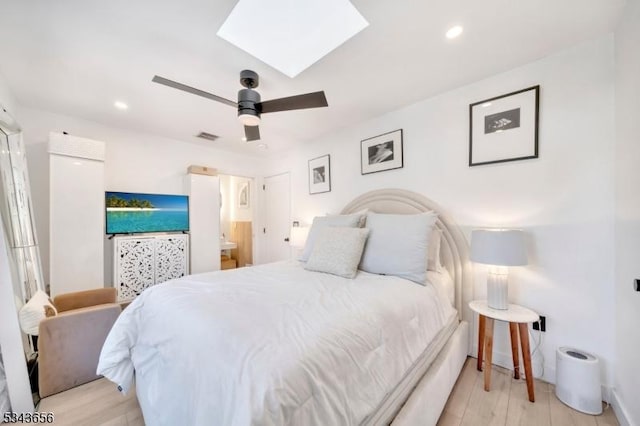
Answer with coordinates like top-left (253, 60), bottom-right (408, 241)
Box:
top-left (446, 25), bottom-right (463, 39)
top-left (257, 143), bottom-right (268, 150)
top-left (241, 136), bottom-right (248, 142)
top-left (114, 101), bottom-right (129, 110)
top-left (482, 102), bottom-right (492, 108)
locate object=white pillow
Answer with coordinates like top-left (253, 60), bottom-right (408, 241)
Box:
top-left (18, 290), bottom-right (57, 336)
top-left (326, 208), bottom-right (369, 227)
top-left (360, 212), bottom-right (438, 284)
top-left (427, 269), bottom-right (455, 306)
top-left (300, 213), bottom-right (365, 261)
top-left (351, 208), bottom-right (369, 227)
top-left (305, 227), bottom-right (370, 279)
top-left (427, 228), bottom-right (443, 272)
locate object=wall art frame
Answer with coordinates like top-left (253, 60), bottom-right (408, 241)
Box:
top-left (361, 129), bottom-right (404, 175)
top-left (308, 154), bottom-right (331, 194)
top-left (469, 85), bottom-right (540, 166)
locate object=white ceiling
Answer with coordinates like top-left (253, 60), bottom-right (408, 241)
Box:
top-left (0, 0), bottom-right (625, 156)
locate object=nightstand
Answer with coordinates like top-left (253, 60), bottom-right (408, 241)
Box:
top-left (469, 300), bottom-right (540, 402)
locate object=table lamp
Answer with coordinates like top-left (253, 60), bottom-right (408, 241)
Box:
top-left (470, 229), bottom-right (527, 310)
top-left (289, 222), bottom-right (309, 249)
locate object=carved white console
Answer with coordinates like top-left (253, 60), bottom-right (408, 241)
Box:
top-left (113, 234), bottom-right (189, 300)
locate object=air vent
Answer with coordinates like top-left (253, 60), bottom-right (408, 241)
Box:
top-left (196, 132), bottom-right (219, 141)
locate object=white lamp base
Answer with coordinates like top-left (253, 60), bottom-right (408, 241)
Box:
top-left (487, 268), bottom-right (509, 310)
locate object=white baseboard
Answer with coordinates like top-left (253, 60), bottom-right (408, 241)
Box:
top-left (471, 344), bottom-right (556, 384)
top-left (610, 388), bottom-right (633, 426)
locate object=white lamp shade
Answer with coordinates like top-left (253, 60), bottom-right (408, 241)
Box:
top-left (290, 226), bottom-right (309, 248)
top-left (470, 229), bottom-right (527, 266)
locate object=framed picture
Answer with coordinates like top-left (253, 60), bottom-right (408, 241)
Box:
top-left (308, 154), bottom-right (331, 194)
top-left (238, 181), bottom-right (250, 209)
top-left (360, 129), bottom-right (403, 175)
top-left (469, 85), bottom-right (540, 166)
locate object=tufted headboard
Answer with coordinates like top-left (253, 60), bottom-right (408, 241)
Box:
top-left (341, 188), bottom-right (473, 331)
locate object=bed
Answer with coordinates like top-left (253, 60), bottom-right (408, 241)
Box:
top-left (98, 189), bottom-right (473, 425)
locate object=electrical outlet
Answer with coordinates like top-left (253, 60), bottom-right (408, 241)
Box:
top-left (532, 315), bottom-right (546, 332)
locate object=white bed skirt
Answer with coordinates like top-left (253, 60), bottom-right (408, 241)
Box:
top-left (392, 321), bottom-right (469, 426)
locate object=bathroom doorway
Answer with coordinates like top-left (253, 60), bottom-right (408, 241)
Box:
top-left (218, 174), bottom-right (254, 269)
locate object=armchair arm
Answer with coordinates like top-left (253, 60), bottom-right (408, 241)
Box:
top-left (38, 303), bottom-right (121, 398)
top-left (53, 288), bottom-right (117, 312)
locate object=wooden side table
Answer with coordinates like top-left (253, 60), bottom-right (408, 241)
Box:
top-left (469, 300), bottom-right (539, 402)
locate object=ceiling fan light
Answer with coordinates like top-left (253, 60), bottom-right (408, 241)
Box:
top-left (238, 113), bottom-right (261, 126)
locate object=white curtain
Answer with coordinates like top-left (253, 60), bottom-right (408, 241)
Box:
top-left (0, 348), bottom-right (10, 414)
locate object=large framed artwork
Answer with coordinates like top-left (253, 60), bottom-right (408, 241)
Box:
top-left (360, 129), bottom-right (403, 175)
top-left (469, 85), bottom-right (539, 166)
top-left (238, 181), bottom-right (250, 209)
top-left (308, 154), bottom-right (331, 194)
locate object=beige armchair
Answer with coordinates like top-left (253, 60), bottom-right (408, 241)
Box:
top-left (38, 288), bottom-right (121, 398)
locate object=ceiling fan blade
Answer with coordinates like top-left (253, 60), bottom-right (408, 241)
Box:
top-left (258, 91), bottom-right (328, 114)
top-left (152, 75), bottom-right (237, 108)
top-left (244, 125), bottom-right (261, 142)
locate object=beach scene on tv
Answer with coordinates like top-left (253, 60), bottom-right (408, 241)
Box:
top-left (106, 192), bottom-right (189, 234)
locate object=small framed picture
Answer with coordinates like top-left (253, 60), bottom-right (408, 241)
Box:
top-left (361, 129), bottom-right (403, 175)
top-left (469, 85), bottom-right (540, 166)
top-left (308, 154), bottom-right (331, 194)
top-left (238, 181), bottom-right (250, 209)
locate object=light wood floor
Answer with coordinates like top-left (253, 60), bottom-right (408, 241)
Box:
top-left (438, 358), bottom-right (619, 426)
top-left (38, 378), bottom-right (143, 426)
top-left (37, 357), bottom-right (618, 426)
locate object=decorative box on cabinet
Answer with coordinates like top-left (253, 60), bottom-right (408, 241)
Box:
top-left (113, 234), bottom-right (189, 300)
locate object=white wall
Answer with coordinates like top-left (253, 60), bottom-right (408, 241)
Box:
top-left (0, 71), bottom-right (16, 117)
top-left (220, 174), bottom-right (232, 240)
top-left (17, 105), bottom-right (267, 286)
top-left (267, 36), bottom-right (616, 388)
top-left (614, 0), bottom-right (640, 423)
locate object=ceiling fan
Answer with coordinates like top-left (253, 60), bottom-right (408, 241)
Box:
top-left (152, 70), bottom-right (328, 142)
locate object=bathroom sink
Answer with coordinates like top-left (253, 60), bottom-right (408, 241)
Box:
top-left (220, 241), bottom-right (237, 250)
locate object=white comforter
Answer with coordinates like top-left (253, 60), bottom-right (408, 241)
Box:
top-left (98, 261), bottom-right (456, 426)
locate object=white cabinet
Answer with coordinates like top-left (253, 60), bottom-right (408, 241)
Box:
top-left (49, 132), bottom-right (105, 296)
top-left (113, 234), bottom-right (189, 300)
top-left (186, 173), bottom-right (220, 273)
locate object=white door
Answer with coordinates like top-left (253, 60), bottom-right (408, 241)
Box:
top-left (263, 173), bottom-right (291, 263)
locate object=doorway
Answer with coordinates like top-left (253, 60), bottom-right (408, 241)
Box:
top-left (263, 172), bottom-right (291, 263)
top-left (219, 174), bottom-right (255, 269)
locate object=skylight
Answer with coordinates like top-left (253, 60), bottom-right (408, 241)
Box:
top-left (217, 0), bottom-right (369, 78)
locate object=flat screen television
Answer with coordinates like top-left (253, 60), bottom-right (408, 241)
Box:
top-left (105, 191), bottom-right (189, 234)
